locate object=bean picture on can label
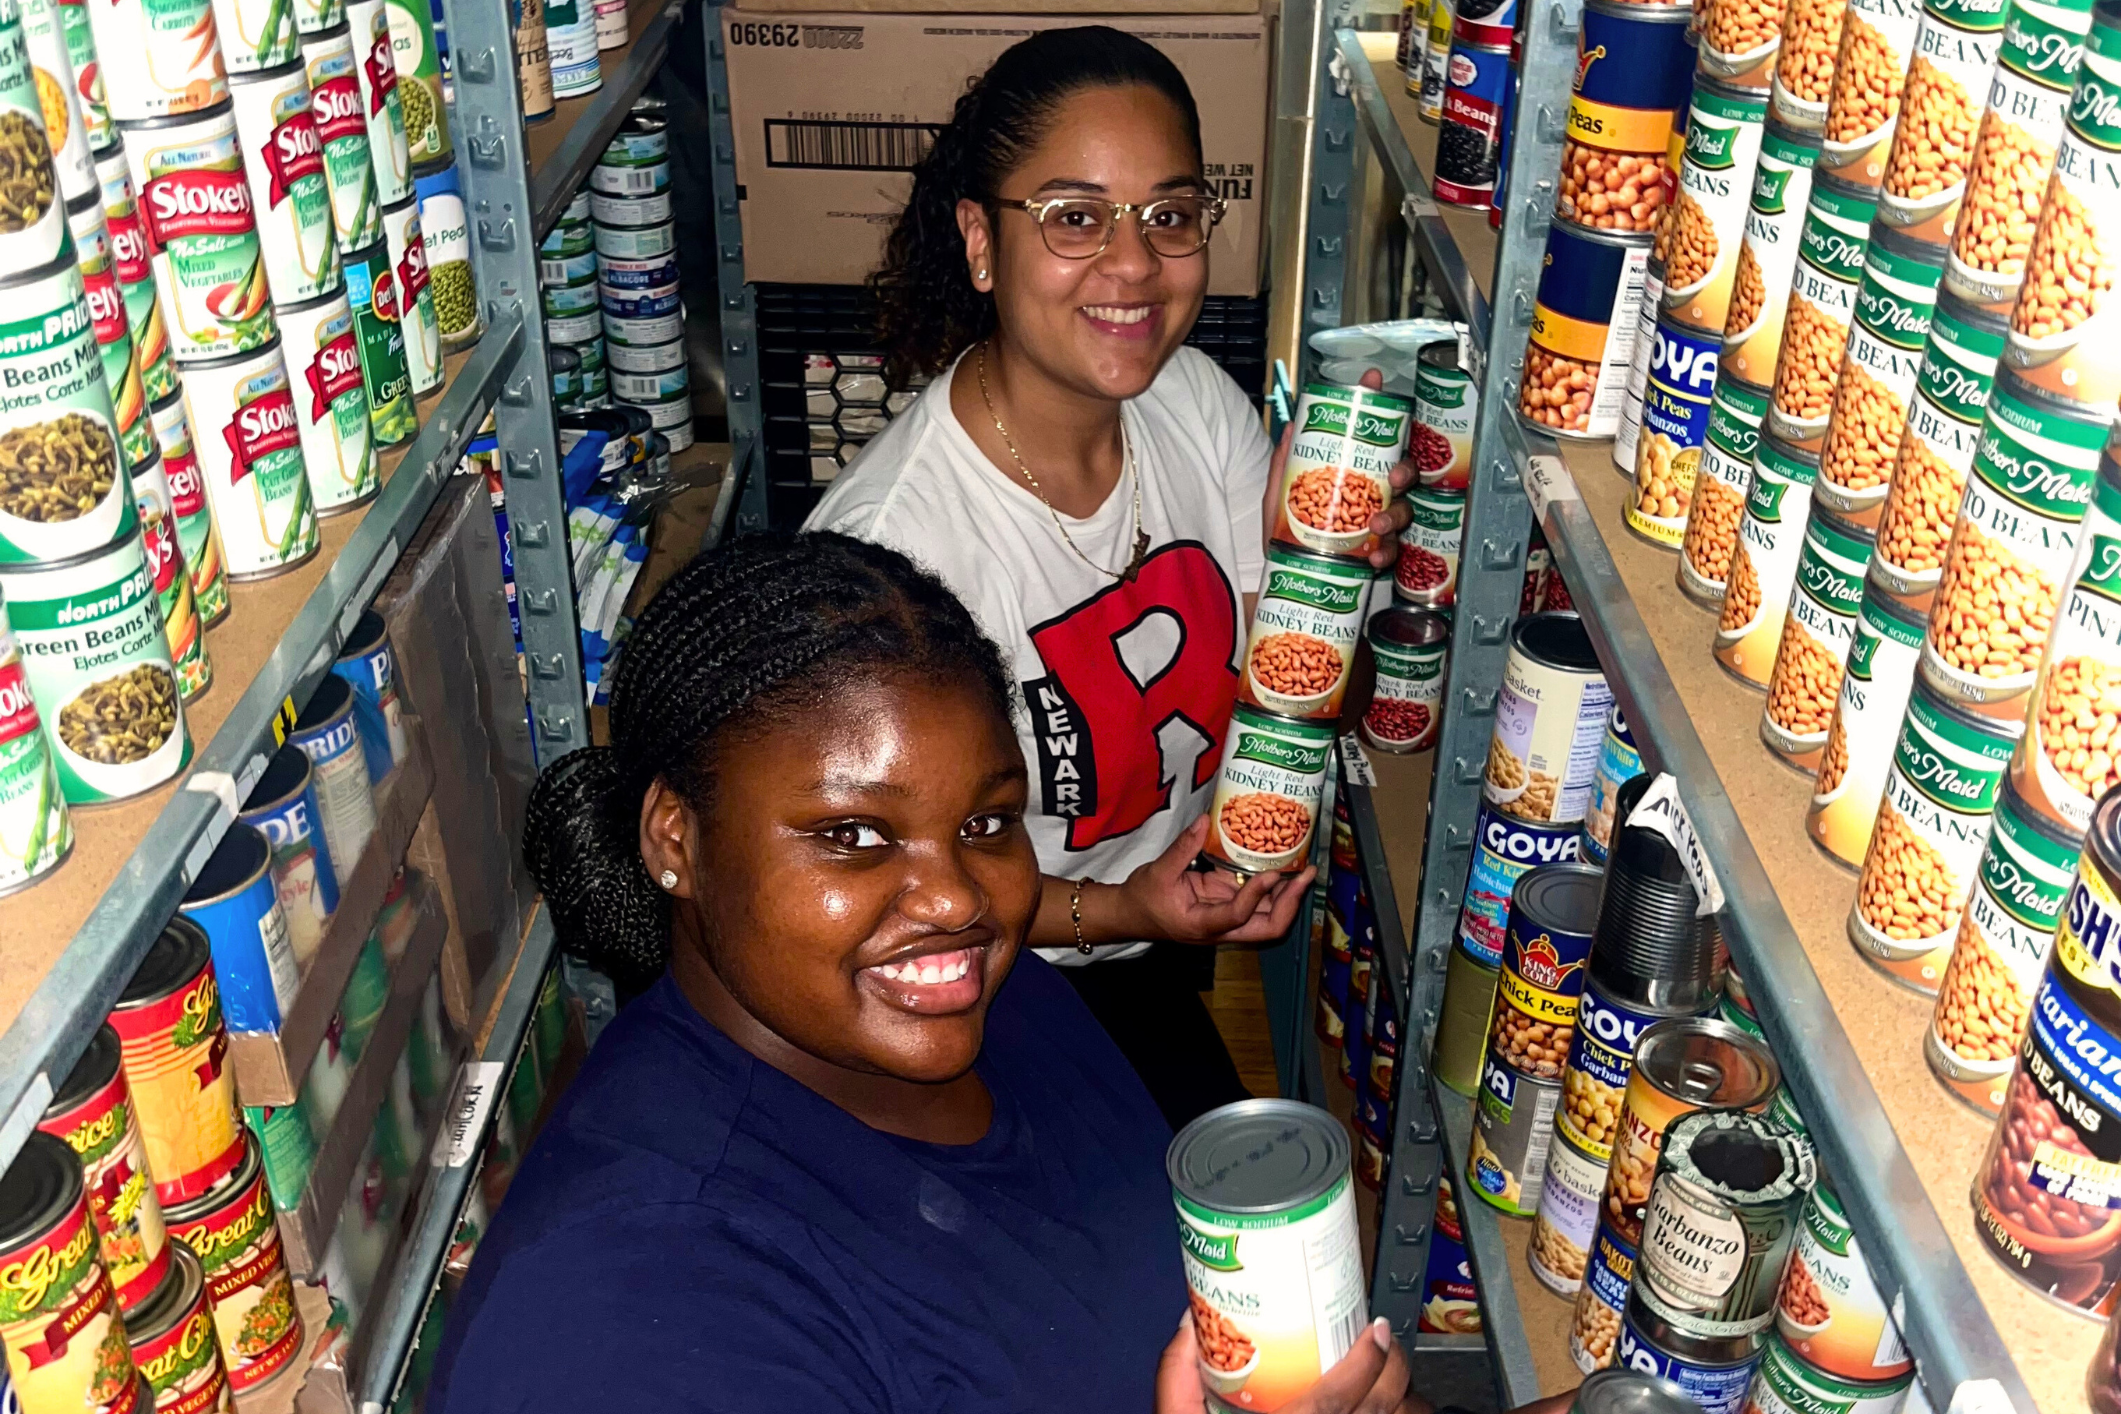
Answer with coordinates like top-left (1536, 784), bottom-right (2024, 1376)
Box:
top-left (1699, 0), bottom-right (1784, 87)
top-left (1679, 378), bottom-right (1768, 604)
top-left (1716, 435), bottom-right (1818, 684)
top-left (1879, 21), bottom-right (1996, 224)
top-left (2017, 466), bottom-right (2121, 829)
top-left (1569, 1222), bottom-right (1637, 1371)
top-left (1455, 805), bottom-right (1584, 968)
top-left (1821, 2), bottom-right (1917, 183)
top-left (1874, 391), bottom-right (1980, 599)
top-left (1529, 1129), bottom-right (1610, 1295)
top-left (1627, 319), bottom-right (1721, 547)
top-left (1271, 385), bottom-right (1409, 560)
top-left (1664, 83), bottom-right (1769, 333)
top-left (1721, 120), bottom-right (1818, 387)
top-left (1201, 708), bottom-right (1334, 876)
top-left (1763, 509), bottom-right (1874, 767)
top-left (1238, 548), bottom-right (1370, 720)
top-left (1771, 258), bottom-right (1862, 443)
top-left (1774, 0), bottom-right (1847, 123)
top-left (1519, 224), bottom-right (1651, 439)
top-left (0, 260), bottom-right (135, 567)
top-left (1396, 487), bottom-right (1464, 607)
top-left (1485, 618), bottom-right (1613, 826)
top-left (1808, 575), bottom-right (1927, 867)
top-left (1776, 1181), bottom-right (1912, 1380)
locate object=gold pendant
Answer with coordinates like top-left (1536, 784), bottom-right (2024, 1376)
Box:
top-left (1123, 529), bottom-right (1150, 582)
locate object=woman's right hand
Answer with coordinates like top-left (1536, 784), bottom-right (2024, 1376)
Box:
top-left (1157, 1316), bottom-right (1416, 1414)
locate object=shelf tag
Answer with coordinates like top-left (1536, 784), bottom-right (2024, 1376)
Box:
top-left (435, 1061), bottom-right (505, 1168)
top-left (1624, 773), bottom-right (1725, 916)
top-left (1945, 1382), bottom-right (2016, 1414)
top-left (1525, 454), bottom-right (1579, 523)
top-left (1340, 734), bottom-right (1377, 788)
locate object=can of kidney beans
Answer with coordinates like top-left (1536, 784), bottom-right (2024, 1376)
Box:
top-left (1239, 547), bottom-right (1373, 721)
top-left (1616, 1288), bottom-right (1764, 1414)
top-left (1774, 1178), bottom-right (1913, 1379)
top-left (1170, 1100), bottom-right (1364, 1411)
top-left (37, 1024), bottom-right (170, 1313)
top-left (1435, 39), bottom-right (1511, 207)
top-left (1454, 798), bottom-right (1587, 973)
top-left (164, 1133), bottom-right (303, 1393)
top-left (1761, 507), bottom-right (1875, 771)
top-left (1627, 314), bottom-right (1723, 548)
top-left (1806, 572), bottom-right (1929, 867)
top-left (1637, 1111), bottom-right (1817, 1339)
top-left (1394, 487), bottom-right (1464, 606)
top-left (1199, 707), bottom-right (1334, 879)
top-left (1558, 0), bottom-right (1694, 236)
top-left (0, 1130), bottom-right (145, 1414)
top-left (1678, 378), bottom-right (1769, 608)
top-left (1518, 220), bottom-right (1653, 439)
top-left (1485, 612), bottom-right (1613, 826)
top-left (1413, 340), bottom-right (1474, 489)
top-left (1362, 605), bottom-right (1449, 753)
top-left (1721, 117), bottom-right (1821, 390)
top-left (1272, 383), bottom-right (1409, 561)
top-left (125, 1241), bottom-right (231, 1414)
top-left (1715, 433), bottom-right (1820, 688)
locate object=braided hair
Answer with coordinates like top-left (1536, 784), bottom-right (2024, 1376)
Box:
top-left (871, 26), bottom-right (1204, 390)
top-left (523, 532), bottom-right (1015, 994)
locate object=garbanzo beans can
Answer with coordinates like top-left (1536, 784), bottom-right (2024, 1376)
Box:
top-left (1518, 220), bottom-right (1653, 439)
top-left (1637, 1112), bottom-right (1816, 1341)
top-left (124, 1242), bottom-right (230, 1414)
top-left (1272, 384), bottom-right (1410, 560)
top-left (1774, 1179), bottom-right (1913, 1379)
top-left (1678, 377), bottom-right (1769, 607)
top-left (1170, 1100), bottom-right (1366, 1414)
top-left (1716, 433), bottom-right (1820, 686)
top-left (1239, 547), bottom-right (1372, 721)
top-left (163, 1135), bottom-right (301, 1394)
top-left (1847, 676), bottom-right (2022, 992)
top-left (111, 919), bottom-right (244, 1206)
top-left (1720, 118), bottom-right (1820, 389)
top-left (0, 1131), bottom-right (144, 1414)
top-left (1201, 707), bottom-right (1334, 878)
top-left (1663, 80), bottom-right (1771, 335)
top-left (1807, 571), bottom-right (1930, 866)
top-left (1626, 315), bottom-right (1721, 547)
top-left (1766, 179), bottom-right (1876, 449)
top-left (1762, 506), bottom-right (1876, 770)
top-left (37, 1024), bottom-right (169, 1313)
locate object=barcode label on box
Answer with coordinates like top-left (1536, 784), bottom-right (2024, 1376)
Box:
top-left (764, 119), bottom-right (940, 172)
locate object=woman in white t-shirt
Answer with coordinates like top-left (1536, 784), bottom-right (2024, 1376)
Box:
top-left (809, 26), bottom-right (1417, 1124)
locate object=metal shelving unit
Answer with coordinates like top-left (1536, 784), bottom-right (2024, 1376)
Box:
top-left (1308, 9), bottom-right (2057, 1412)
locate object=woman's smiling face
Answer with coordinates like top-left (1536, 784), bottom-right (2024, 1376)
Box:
top-left (660, 676), bottom-right (1039, 1086)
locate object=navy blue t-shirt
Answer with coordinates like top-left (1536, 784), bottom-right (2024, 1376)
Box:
top-left (427, 953), bottom-right (1187, 1413)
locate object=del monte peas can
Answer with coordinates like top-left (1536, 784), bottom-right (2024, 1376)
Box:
top-left (126, 103), bottom-right (277, 364)
top-left (415, 159), bottom-right (478, 349)
top-left (341, 238), bottom-right (412, 447)
top-left (382, 0), bottom-right (444, 163)
top-left (0, 588), bottom-right (70, 893)
top-left (228, 58), bottom-right (339, 307)
top-left (302, 24), bottom-right (381, 251)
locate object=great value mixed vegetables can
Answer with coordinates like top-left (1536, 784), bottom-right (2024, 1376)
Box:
top-left (378, 193), bottom-right (436, 396)
top-left (238, 742), bottom-right (337, 964)
top-left (277, 287), bottom-right (373, 511)
top-left (0, 589), bottom-right (68, 892)
top-left (1170, 1101), bottom-right (1365, 1414)
top-left (301, 23), bottom-right (380, 251)
top-left (1239, 546), bottom-right (1371, 721)
top-left (0, 531), bottom-right (190, 803)
top-left (126, 103), bottom-right (276, 363)
top-left (178, 820), bottom-right (300, 1034)
top-left (36, 1024), bottom-right (168, 1313)
top-left (163, 1134), bottom-right (302, 1393)
top-left (1271, 383), bottom-right (1409, 561)
top-left (130, 451), bottom-right (209, 701)
top-left (185, 337), bottom-right (320, 572)
top-left (339, 237), bottom-right (411, 445)
top-left (149, 392), bottom-right (227, 626)
top-left (343, 0), bottom-right (408, 205)
top-left (1807, 571), bottom-right (1929, 865)
top-left (110, 919), bottom-right (243, 1205)
top-left (0, 1130), bottom-right (145, 1414)
top-left (86, 0), bottom-right (225, 122)
top-left (1200, 706), bottom-right (1333, 877)
top-left (228, 58), bottom-right (337, 306)
top-left (123, 1242), bottom-right (230, 1414)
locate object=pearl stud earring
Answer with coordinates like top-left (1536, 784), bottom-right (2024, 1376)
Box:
top-left (658, 869), bottom-right (678, 889)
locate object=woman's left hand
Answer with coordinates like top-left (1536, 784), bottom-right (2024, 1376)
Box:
top-left (1112, 815), bottom-right (1318, 946)
top-left (1259, 369), bottom-right (1421, 573)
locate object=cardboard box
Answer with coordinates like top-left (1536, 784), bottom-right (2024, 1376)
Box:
top-left (722, 9), bottom-right (1268, 295)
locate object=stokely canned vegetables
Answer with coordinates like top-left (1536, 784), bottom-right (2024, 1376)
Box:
top-left (1767, 180), bottom-right (1876, 449)
top-left (1847, 676), bottom-right (2022, 992)
top-left (340, 237), bottom-right (413, 446)
top-left (1816, 229), bottom-right (1947, 523)
top-left (0, 531), bottom-right (189, 803)
top-left (0, 252), bottom-right (135, 566)
top-left (278, 287), bottom-right (373, 517)
top-left (293, 0), bottom-right (339, 36)
top-left (125, 1242), bottom-right (231, 1414)
top-left (289, 669), bottom-right (374, 871)
top-left (1627, 314), bottom-right (1722, 547)
top-left (0, 591), bottom-right (69, 893)
top-left (1200, 707), bottom-right (1333, 878)
top-left (379, 194), bottom-right (438, 396)
top-left (1926, 776), bottom-right (2080, 1113)
top-left (1761, 506), bottom-right (1876, 770)
top-left (185, 337), bottom-right (321, 571)
top-left (1486, 612), bottom-right (1613, 825)
top-left (37, 1024), bottom-right (169, 1313)
top-left (228, 59), bottom-right (338, 307)
top-left (1394, 486), bottom-right (1464, 605)
top-left (53, 0), bottom-right (110, 154)
top-left (1519, 219), bottom-right (1654, 439)
top-left (1363, 606), bottom-right (1449, 753)
top-left (1434, 39), bottom-right (1510, 207)
top-left (1170, 1100), bottom-right (1364, 1414)
top-left (129, 452), bottom-right (209, 702)
top-left (1558, 0), bottom-right (1691, 235)
top-left (1774, 1178), bottom-right (1913, 1379)
top-left (110, 918), bottom-right (243, 1206)
top-left (1678, 377), bottom-right (1769, 607)
top-left (1636, 1111), bottom-right (1817, 1339)
top-left (1807, 570), bottom-right (1930, 866)
top-left (1720, 117), bottom-right (1821, 389)
top-left (1271, 382), bottom-right (1409, 561)
top-left (208, 0), bottom-right (297, 74)
top-left (1411, 339), bottom-right (1473, 488)
top-left (1664, 80), bottom-right (1770, 335)
top-left (179, 820), bottom-right (300, 1034)
top-left (75, 204), bottom-right (160, 479)
top-left (126, 103), bottom-right (276, 364)
top-left (238, 743), bottom-right (338, 965)
top-left (0, 1130), bottom-right (144, 1414)
top-left (83, 0), bottom-right (222, 122)
top-left (1238, 547), bottom-right (1371, 721)
top-left (414, 159), bottom-right (477, 349)
top-left (344, 0), bottom-right (410, 206)
top-left (163, 1134), bottom-right (302, 1393)
top-left (150, 393), bottom-right (227, 627)
top-left (302, 23), bottom-right (381, 252)
top-left (1716, 433), bottom-right (1820, 687)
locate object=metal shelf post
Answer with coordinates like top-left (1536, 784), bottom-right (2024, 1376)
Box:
top-left (705, 2), bottom-right (765, 539)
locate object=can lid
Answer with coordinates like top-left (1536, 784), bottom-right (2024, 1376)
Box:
top-left (124, 1240), bottom-right (206, 1349)
top-left (241, 745), bottom-right (313, 819)
top-left (296, 19), bottom-right (353, 45)
top-left (0, 1132), bottom-right (84, 1254)
top-left (1167, 1099), bottom-right (1350, 1213)
top-left (1512, 862), bottom-right (1603, 939)
top-left (1662, 1109), bottom-right (1816, 1202)
top-left (1512, 611), bottom-right (1599, 674)
top-left (45, 1024), bottom-right (120, 1118)
top-left (1368, 605), bottom-right (1449, 651)
top-left (337, 607), bottom-right (388, 661)
top-left (1417, 339), bottom-right (1461, 374)
top-left (1572, 1369), bottom-right (1702, 1414)
top-left (1635, 1017), bottom-right (1781, 1107)
top-left (120, 917), bottom-right (212, 1008)
top-left (182, 821), bottom-right (271, 907)
top-left (226, 54), bottom-right (307, 85)
top-left (114, 98), bottom-right (235, 132)
top-left (294, 672), bottom-right (353, 733)
top-left (177, 333), bottom-right (284, 373)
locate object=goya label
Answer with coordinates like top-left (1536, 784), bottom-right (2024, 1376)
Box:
top-left (230, 62), bottom-right (339, 305)
top-left (341, 239), bottom-right (413, 447)
top-left (1554, 984), bottom-right (1692, 1162)
top-left (0, 1172), bottom-right (144, 1414)
top-left (128, 108), bottom-right (276, 362)
top-left (301, 26), bottom-right (380, 250)
top-left (189, 341), bottom-right (319, 574)
top-left (132, 454), bottom-right (209, 700)
top-left (1456, 805), bottom-right (1584, 967)
top-left (1626, 318), bottom-right (1720, 546)
top-left (0, 611), bottom-right (70, 894)
top-left (1201, 707), bottom-right (1335, 874)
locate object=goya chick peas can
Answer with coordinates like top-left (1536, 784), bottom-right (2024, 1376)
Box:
top-left (163, 1134), bottom-right (302, 1394)
top-left (37, 1024), bottom-right (169, 1314)
top-left (124, 1243), bottom-right (231, 1414)
top-left (1201, 707), bottom-right (1333, 878)
top-left (111, 918), bottom-right (244, 1206)
top-left (1557, 0), bottom-right (1693, 237)
top-left (0, 591), bottom-right (70, 894)
top-left (0, 1131), bottom-right (144, 1414)
top-left (1271, 384), bottom-right (1409, 561)
top-left (1627, 314), bottom-right (1722, 548)
top-left (1170, 1100), bottom-right (1366, 1414)
top-left (1520, 221), bottom-right (1653, 439)
top-left (1239, 547), bottom-right (1372, 721)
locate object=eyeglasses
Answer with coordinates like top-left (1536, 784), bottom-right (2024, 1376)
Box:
top-left (994, 195), bottom-right (1227, 260)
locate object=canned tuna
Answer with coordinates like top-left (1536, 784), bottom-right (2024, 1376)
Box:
top-left (301, 24), bottom-right (380, 251)
top-left (1678, 377), bottom-right (1769, 606)
top-left (1716, 433), bottom-right (1820, 686)
top-left (1721, 117), bottom-right (1821, 388)
top-left (228, 60), bottom-right (337, 307)
top-left (277, 287), bottom-right (373, 510)
top-left (1808, 572), bottom-right (1929, 866)
top-left (592, 217), bottom-right (671, 261)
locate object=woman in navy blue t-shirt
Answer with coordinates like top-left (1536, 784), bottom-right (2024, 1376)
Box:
top-left (425, 533), bottom-right (1430, 1413)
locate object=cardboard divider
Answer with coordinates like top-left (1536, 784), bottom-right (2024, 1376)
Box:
top-left (230, 720), bottom-right (438, 1106)
top-left (276, 874), bottom-right (453, 1278)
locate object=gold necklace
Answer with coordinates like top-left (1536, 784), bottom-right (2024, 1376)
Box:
top-left (976, 343), bottom-right (1150, 583)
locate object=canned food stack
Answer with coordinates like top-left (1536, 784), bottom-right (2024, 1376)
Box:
top-left (1395, 338), bottom-right (1472, 615)
top-left (593, 112), bottom-right (689, 451)
top-left (1433, 0), bottom-right (1516, 208)
top-left (541, 189), bottom-right (606, 411)
top-left (337, 0), bottom-right (423, 439)
top-left (1436, 612), bottom-right (1610, 1095)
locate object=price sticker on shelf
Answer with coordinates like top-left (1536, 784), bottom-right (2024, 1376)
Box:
top-left (1525, 453), bottom-right (1579, 524)
top-left (1339, 734), bottom-right (1377, 788)
top-left (1624, 773), bottom-right (1724, 916)
top-left (435, 1061), bottom-right (505, 1168)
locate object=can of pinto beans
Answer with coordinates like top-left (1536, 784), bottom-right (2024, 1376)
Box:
top-left (1807, 569), bottom-right (1930, 867)
top-left (1361, 604), bottom-right (1449, 753)
top-left (1678, 378), bottom-right (1770, 608)
top-left (37, 1023), bottom-right (171, 1314)
top-left (1272, 383), bottom-right (1410, 561)
top-left (1771, 0), bottom-right (1847, 133)
top-left (1663, 80), bottom-right (1771, 336)
top-left (163, 1133), bottom-right (304, 1394)
top-left (1721, 117), bottom-right (1821, 390)
top-left (1766, 178), bottom-right (1876, 450)
top-left (1239, 547), bottom-right (1372, 721)
top-left (1815, 228), bottom-right (1947, 526)
top-left (1626, 314), bottom-right (1722, 548)
top-left (1816, 0), bottom-right (1927, 190)
top-left (1518, 220), bottom-right (1653, 440)
top-left (1200, 707), bottom-right (1334, 879)
top-left (1847, 675), bottom-right (2022, 992)
top-left (1698, 0), bottom-right (1782, 89)
top-left (1761, 505), bottom-right (1876, 771)
top-left (228, 59), bottom-right (340, 308)
top-left (1873, 3), bottom-right (2001, 236)
top-left (1170, 1100), bottom-right (1364, 1413)
top-left (1558, 0), bottom-right (1694, 237)
top-left (1716, 432), bottom-right (1820, 687)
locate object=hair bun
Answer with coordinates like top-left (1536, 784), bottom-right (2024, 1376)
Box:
top-left (524, 746), bottom-right (671, 993)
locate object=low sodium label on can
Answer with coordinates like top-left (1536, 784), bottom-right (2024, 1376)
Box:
top-left (1922, 293), bottom-right (2006, 428)
top-left (0, 532), bottom-right (192, 802)
top-left (130, 108), bottom-right (278, 363)
top-left (303, 26), bottom-right (382, 251)
top-left (230, 62), bottom-right (339, 306)
top-left (1807, 578), bottom-right (1927, 866)
top-left (1271, 385), bottom-right (1409, 561)
top-left (210, 0), bottom-right (298, 73)
top-left (341, 239), bottom-right (413, 445)
top-left (132, 454), bottom-right (209, 699)
top-left (1568, 1222), bottom-right (1637, 1371)
top-left (379, 196), bottom-right (438, 395)
top-left (1627, 319), bottom-right (1720, 547)
top-left (1762, 510), bottom-right (1872, 764)
top-left (1664, 82), bottom-right (1769, 335)
top-left (279, 290), bottom-right (374, 513)
top-left (1201, 708), bottom-right (1334, 875)
top-left (1848, 682), bottom-right (2019, 984)
top-left (1720, 120), bottom-right (1818, 389)
top-left (1678, 377), bottom-right (1769, 604)
top-left (1716, 437), bottom-right (1818, 684)
top-left (347, 0), bottom-right (411, 205)
top-left (85, 0), bottom-right (223, 121)
top-left (0, 0), bottom-right (65, 276)
top-left (0, 604), bottom-right (70, 892)
top-left (1238, 548), bottom-right (1371, 721)
top-left (188, 341), bottom-right (321, 575)
top-left (24, 0), bottom-right (93, 207)
top-left (51, 0), bottom-right (108, 153)
top-left (1751, 1335), bottom-right (1911, 1414)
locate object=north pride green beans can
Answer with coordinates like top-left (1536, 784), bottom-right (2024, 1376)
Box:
top-left (0, 587), bottom-right (72, 892)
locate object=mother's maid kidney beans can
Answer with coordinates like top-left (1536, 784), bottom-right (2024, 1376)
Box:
top-left (238, 744), bottom-right (339, 966)
top-left (112, 920), bottom-right (244, 1207)
top-left (332, 605), bottom-right (402, 778)
top-left (163, 1134), bottom-right (302, 1394)
top-left (302, 24), bottom-right (381, 252)
top-left (38, 1025), bottom-right (170, 1315)
top-left (0, 592), bottom-right (69, 893)
top-left (228, 58), bottom-right (339, 307)
top-left (1361, 604), bottom-right (1449, 753)
top-left (1199, 706), bottom-right (1334, 880)
top-left (1170, 1100), bottom-right (1366, 1414)
top-left (278, 287), bottom-right (375, 508)
top-left (290, 671), bottom-right (375, 871)
top-left (179, 821), bottom-right (300, 1035)
top-left (0, 1131), bottom-right (145, 1414)
top-left (185, 337), bottom-right (321, 574)
top-left (1271, 383), bottom-right (1411, 561)
top-left (1774, 1179), bottom-right (1912, 1379)
top-left (125, 104), bottom-right (277, 365)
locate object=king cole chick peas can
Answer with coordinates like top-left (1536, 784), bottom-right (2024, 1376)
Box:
top-left (1807, 570), bottom-right (1930, 865)
top-left (1767, 180), bottom-right (1876, 450)
top-left (302, 24), bottom-right (381, 252)
top-left (1664, 80), bottom-right (1771, 335)
top-left (1557, 0), bottom-right (1693, 236)
top-left (126, 104), bottom-right (276, 364)
top-left (0, 591), bottom-right (69, 893)
top-left (1272, 384), bottom-right (1409, 561)
top-left (1847, 676), bottom-right (2022, 992)
top-left (1170, 1101), bottom-right (1365, 1414)
top-left (277, 288), bottom-right (373, 511)
top-left (1518, 220), bottom-right (1653, 439)
top-left (228, 59), bottom-right (338, 307)
top-left (185, 338), bottom-right (319, 575)
top-left (1678, 377), bottom-right (1770, 607)
top-left (1627, 314), bottom-right (1722, 548)
top-left (1716, 433), bottom-right (1820, 687)
top-left (1762, 506), bottom-right (1877, 771)
top-left (1239, 547), bottom-right (1372, 721)
top-left (1721, 118), bottom-right (1821, 389)
top-left (1816, 228), bottom-right (1947, 526)
top-left (1201, 707), bottom-right (1334, 878)
top-left (0, 1131), bottom-right (145, 1414)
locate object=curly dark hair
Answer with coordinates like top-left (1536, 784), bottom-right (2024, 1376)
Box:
top-left (871, 26), bottom-right (1204, 390)
top-left (523, 532), bottom-right (1015, 994)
